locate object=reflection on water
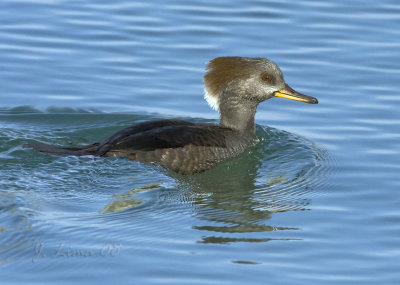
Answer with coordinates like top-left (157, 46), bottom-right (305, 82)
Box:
top-left (101, 183), bottom-right (160, 213)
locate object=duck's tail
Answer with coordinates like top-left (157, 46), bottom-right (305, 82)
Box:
top-left (25, 142), bottom-right (100, 156)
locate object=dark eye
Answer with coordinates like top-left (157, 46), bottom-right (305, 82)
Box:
top-left (262, 74), bottom-right (272, 82)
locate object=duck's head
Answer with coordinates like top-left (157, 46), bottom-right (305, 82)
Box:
top-left (204, 57), bottom-right (318, 111)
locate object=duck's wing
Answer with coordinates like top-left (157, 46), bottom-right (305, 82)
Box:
top-left (97, 123), bottom-right (232, 155)
top-left (95, 119), bottom-right (196, 155)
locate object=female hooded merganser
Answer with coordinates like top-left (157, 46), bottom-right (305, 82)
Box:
top-left (29, 57), bottom-right (318, 175)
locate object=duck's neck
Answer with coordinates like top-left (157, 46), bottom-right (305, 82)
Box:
top-left (218, 95), bottom-right (258, 135)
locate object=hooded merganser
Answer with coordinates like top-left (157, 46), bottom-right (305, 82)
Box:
top-left (28, 57), bottom-right (318, 175)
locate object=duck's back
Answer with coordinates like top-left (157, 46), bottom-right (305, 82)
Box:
top-left (103, 119), bottom-right (250, 174)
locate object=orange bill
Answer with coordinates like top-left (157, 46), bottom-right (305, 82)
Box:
top-left (274, 84), bottom-right (318, 104)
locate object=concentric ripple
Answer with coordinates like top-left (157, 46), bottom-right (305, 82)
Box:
top-left (171, 125), bottom-right (330, 243)
top-left (0, 109), bottom-right (330, 263)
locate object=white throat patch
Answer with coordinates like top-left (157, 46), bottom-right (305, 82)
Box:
top-left (204, 88), bottom-right (220, 111)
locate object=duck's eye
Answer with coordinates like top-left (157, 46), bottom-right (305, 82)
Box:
top-left (262, 74), bottom-right (272, 82)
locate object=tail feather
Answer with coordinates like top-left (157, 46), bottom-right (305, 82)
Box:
top-left (25, 142), bottom-right (100, 156)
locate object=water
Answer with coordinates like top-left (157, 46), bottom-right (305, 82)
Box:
top-left (1, 0), bottom-right (400, 284)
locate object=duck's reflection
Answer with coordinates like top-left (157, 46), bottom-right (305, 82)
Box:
top-left (100, 183), bottom-right (160, 213)
top-left (174, 148), bottom-right (307, 243)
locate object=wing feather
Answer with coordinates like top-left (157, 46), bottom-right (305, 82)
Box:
top-left (96, 120), bottom-right (232, 155)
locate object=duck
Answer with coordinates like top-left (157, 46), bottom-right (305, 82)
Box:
top-left (28, 57), bottom-right (318, 175)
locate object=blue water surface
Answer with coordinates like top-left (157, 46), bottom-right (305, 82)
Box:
top-left (1, 0), bottom-right (400, 284)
